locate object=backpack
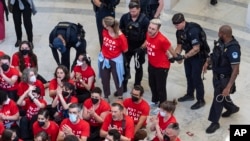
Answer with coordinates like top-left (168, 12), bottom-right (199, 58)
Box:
top-left (186, 22), bottom-right (210, 58)
top-left (125, 14), bottom-right (146, 41)
top-left (51, 22), bottom-right (85, 43)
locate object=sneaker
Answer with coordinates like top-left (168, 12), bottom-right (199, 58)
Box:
top-left (114, 91), bottom-right (118, 97)
top-left (222, 106), bottom-right (239, 117)
top-left (178, 95), bottom-right (194, 102)
top-left (190, 100), bottom-right (205, 110)
top-left (150, 108), bottom-right (160, 115)
top-left (15, 40), bottom-right (21, 47)
top-left (206, 122), bottom-right (220, 134)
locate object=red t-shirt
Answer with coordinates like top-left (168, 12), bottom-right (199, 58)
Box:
top-left (123, 98), bottom-right (150, 126)
top-left (0, 122), bottom-right (4, 135)
top-left (0, 51), bottom-right (5, 57)
top-left (146, 32), bottom-right (171, 68)
top-left (101, 29), bottom-right (128, 59)
top-left (33, 121), bottom-right (59, 141)
top-left (101, 114), bottom-right (134, 139)
top-left (72, 66), bottom-right (95, 90)
top-left (56, 96), bottom-right (78, 117)
top-left (24, 98), bottom-right (47, 120)
top-left (0, 98), bottom-right (19, 126)
top-left (11, 52), bottom-right (36, 68)
top-left (0, 67), bottom-right (19, 91)
top-left (49, 78), bottom-right (74, 98)
top-left (152, 115), bottom-right (177, 141)
top-left (17, 80), bottom-right (45, 97)
top-left (59, 118), bottom-right (90, 138)
top-left (83, 98), bottom-right (110, 126)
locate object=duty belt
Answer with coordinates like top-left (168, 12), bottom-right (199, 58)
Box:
top-left (214, 73), bottom-right (231, 80)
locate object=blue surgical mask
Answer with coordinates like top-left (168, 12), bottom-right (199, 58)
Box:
top-left (69, 113), bottom-right (77, 123)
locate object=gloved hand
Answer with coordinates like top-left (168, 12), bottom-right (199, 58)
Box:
top-left (174, 54), bottom-right (185, 61)
top-left (169, 58), bottom-right (175, 63)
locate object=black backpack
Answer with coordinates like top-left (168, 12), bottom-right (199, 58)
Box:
top-left (186, 22), bottom-right (211, 58)
top-left (125, 14), bottom-right (146, 41)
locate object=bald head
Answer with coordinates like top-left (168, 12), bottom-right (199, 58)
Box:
top-left (219, 25), bottom-right (232, 37)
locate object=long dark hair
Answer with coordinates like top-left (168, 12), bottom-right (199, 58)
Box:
top-left (18, 41), bottom-right (38, 72)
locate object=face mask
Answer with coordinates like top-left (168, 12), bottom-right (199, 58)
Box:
top-left (62, 91), bottom-right (70, 97)
top-left (160, 111), bottom-right (167, 117)
top-left (163, 134), bottom-right (170, 141)
top-left (104, 139), bottom-right (109, 141)
top-left (12, 136), bottom-right (18, 141)
top-left (29, 75), bottom-right (36, 83)
top-left (1, 64), bottom-right (9, 71)
top-left (21, 49), bottom-right (30, 55)
top-left (76, 60), bottom-right (83, 66)
top-left (69, 113), bottom-right (78, 123)
top-left (131, 95), bottom-right (139, 102)
top-left (91, 98), bottom-right (99, 104)
top-left (38, 121), bottom-right (45, 127)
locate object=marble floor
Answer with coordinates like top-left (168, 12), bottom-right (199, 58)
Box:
top-left (1, 0), bottom-right (250, 141)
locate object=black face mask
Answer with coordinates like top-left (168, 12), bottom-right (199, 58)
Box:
top-left (91, 98), bottom-right (99, 104)
top-left (38, 121), bottom-right (45, 127)
top-left (163, 134), bottom-right (170, 141)
top-left (131, 95), bottom-right (139, 102)
top-left (62, 91), bottom-right (70, 97)
top-left (20, 49), bottom-right (30, 55)
top-left (1, 64), bottom-right (9, 71)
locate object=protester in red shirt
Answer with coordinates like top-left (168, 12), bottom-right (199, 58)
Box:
top-left (100, 102), bottom-right (134, 141)
top-left (17, 86), bottom-right (47, 140)
top-left (49, 65), bottom-right (74, 98)
top-left (1, 129), bottom-right (23, 141)
top-left (0, 90), bottom-right (19, 129)
top-left (98, 16), bottom-right (128, 101)
top-left (33, 109), bottom-right (59, 141)
top-left (71, 53), bottom-right (96, 103)
top-left (123, 85), bottom-right (149, 138)
top-left (34, 131), bottom-right (50, 141)
top-left (57, 103), bottom-right (90, 141)
top-left (150, 100), bottom-right (178, 141)
top-left (0, 121), bottom-right (5, 136)
top-left (155, 122), bottom-right (181, 141)
top-left (143, 19), bottom-right (179, 107)
top-left (17, 68), bottom-right (45, 97)
top-left (11, 41), bottom-right (49, 88)
top-left (51, 82), bottom-right (78, 124)
top-left (82, 87), bottom-right (110, 141)
top-left (0, 55), bottom-right (19, 101)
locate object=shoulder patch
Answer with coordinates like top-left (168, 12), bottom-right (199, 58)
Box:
top-left (232, 52), bottom-right (238, 59)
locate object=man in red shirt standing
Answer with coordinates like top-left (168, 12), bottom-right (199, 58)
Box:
top-left (143, 19), bottom-right (179, 109)
top-left (123, 85), bottom-right (149, 138)
top-left (57, 103), bottom-right (90, 141)
top-left (100, 102), bottom-right (134, 141)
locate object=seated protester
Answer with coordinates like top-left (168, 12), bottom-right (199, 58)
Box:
top-left (123, 85), bottom-right (149, 136)
top-left (82, 87), bottom-right (110, 141)
top-left (100, 102), bottom-right (134, 141)
top-left (49, 65), bottom-right (74, 99)
top-left (0, 55), bottom-right (19, 101)
top-left (1, 129), bottom-right (22, 141)
top-left (105, 129), bottom-right (121, 141)
top-left (51, 82), bottom-right (78, 124)
top-left (155, 122), bottom-right (181, 141)
top-left (33, 109), bottom-right (59, 141)
top-left (64, 135), bottom-right (79, 141)
top-left (150, 100), bottom-right (178, 141)
top-left (34, 131), bottom-right (50, 141)
top-left (17, 86), bottom-right (47, 140)
top-left (57, 103), bottom-right (90, 141)
top-left (0, 90), bottom-right (19, 129)
top-left (17, 68), bottom-right (45, 98)
top-left (11, 41), bottom-right (49, 88)
top-left (70, 53), bottom-right (96, 103)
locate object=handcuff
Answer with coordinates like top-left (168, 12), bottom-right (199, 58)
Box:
top-left (216, 94), bottom-right (232, 103)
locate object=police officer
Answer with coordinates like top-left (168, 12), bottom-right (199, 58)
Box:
top-left (49, 22), bottom-right (86, 70)
top-left (137, 0), bottom-right (164, 20)
top-left (172, 13), bottom-right (206, 110)
top-left (204, 25), bottom-right (240, 134)
top-left (119, 1), bottom-right (149, 92)
top-left (91, 0), bottom-right (119, 47)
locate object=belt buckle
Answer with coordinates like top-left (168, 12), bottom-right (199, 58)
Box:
top-left (219, 74), bottom-right (225, 79)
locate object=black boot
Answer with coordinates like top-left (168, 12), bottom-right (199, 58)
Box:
top-left (210, 0), bottom-right (217, 5)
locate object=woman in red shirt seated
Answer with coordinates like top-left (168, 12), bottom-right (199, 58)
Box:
top-left (71, 53), bottom-right (96, 103)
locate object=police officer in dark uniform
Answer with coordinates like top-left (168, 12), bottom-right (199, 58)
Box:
top-left (204, 25), bottom-right (240, 134)
top-left (172, 13), bottom-right (206, 110)
top-left (91, 0), bottom-right (119, 47)
top-left (119, 1), bottom-right (149, 92)
top-left (136, 0), bottom-right (164, 20)
top-left (49, 22), bottom-right (86, 70)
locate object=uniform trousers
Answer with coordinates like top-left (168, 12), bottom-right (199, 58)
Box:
top-left (148, 64), bottom-right (169, 105)
top-left (208, 77), bottom-right (238, 123)
top-left (0, 1), bottom-right (5, 40)
top-left (184, 56), bottom-right (205, 100)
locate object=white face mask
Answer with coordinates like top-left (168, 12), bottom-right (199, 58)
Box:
top-left (160, 111), bottom-right (167, 117)
top-left (104, 139), bottom-right (109, 141)
top-left (29, 75), bottom-right (36, 83)
top-left (76, 60), bottom-right (83, 66)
